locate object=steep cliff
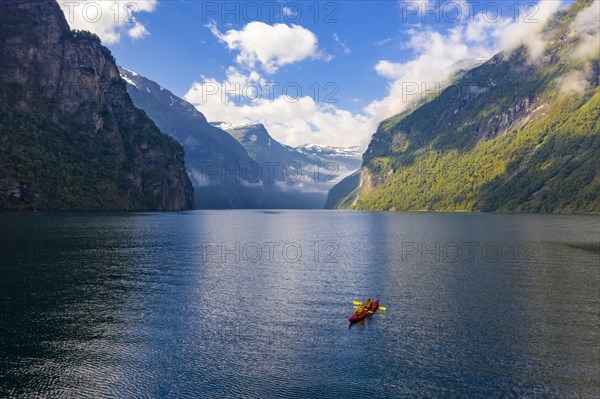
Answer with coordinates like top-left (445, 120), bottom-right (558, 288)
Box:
top-left (0, 0), bottom-right (194, 210)
top-left (330, 0), bottom-right (599, 213)
top-left (120, 68), bottom-right (363, 209)
top-left (119, 67), bottom-right (265, 209)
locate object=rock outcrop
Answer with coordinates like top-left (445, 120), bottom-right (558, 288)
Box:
top-left (0, 0), bottom-right (194, 210)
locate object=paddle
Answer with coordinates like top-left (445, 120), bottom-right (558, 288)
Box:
top-left (353, 301), bottom-right (387, 311)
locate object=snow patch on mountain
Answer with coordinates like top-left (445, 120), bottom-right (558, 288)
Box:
top-left (120, 74), bottom-right (138, 88)
top-left (295, 144), bottom-right (362, 159)
top-left (120, 67), bottom-right (138, 76)
top-left (212, 122), bottom-right (262, 130)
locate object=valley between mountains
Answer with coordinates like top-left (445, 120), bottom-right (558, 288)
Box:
top-left (0, 0), bottom-right (598, 212)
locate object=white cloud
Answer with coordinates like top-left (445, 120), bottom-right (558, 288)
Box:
top-left (282, 7), bottom-right (298, 18)
top-left (375, 37), bottom-right (393, 46)
top-left (127, 21), bottom-right (149, 40)
top-left (333, 33), bottom-right (351, 54)
top-left (184, 70), bottom-right (371, 148)
top-left (499, 1), bottom-right (562, 61)
top-left (59, 1), bottom-right (157, 44)
top-left (569, 1), bottom-right (600, 59)
top-left (366, 23), bottom-right (502, 124)
top-left (185, 66), bottom-right (264, 107)
top-left (556, 63), bottom-right (593, 97)
top-left (366, 0), bottom-right (564, 125)
top-left (185, 0), bottom-right (586, 150)
top-left (207, 21), bottom-right (321, 73)
top-left (374, 60), bottom-right (406, 80)
top-left (465, 12), bottom-right (510, 43)
top-left (188, 21), bottom-right (367, 147)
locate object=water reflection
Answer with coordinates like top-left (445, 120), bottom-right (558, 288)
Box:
top-left (0, 211), bottom-right (598, 398)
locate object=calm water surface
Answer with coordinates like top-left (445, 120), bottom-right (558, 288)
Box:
top-left (0, 211), bottom-right (599, 398)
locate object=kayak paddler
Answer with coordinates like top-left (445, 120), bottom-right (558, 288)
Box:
top-left (364, 297), bottom-right (372, 310)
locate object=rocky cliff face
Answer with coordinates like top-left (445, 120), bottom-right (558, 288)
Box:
top-left (329, 0), bottom-right (599, 212)
top-left (0, 0), bottom-right (194, 210)
top-left (119, 67), bottom-right (263, 209)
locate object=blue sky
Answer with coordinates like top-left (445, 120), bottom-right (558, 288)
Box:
top-left (59, 0), bottom-right (575, 147)
top-left (110, 1), bottom-right (419, 111)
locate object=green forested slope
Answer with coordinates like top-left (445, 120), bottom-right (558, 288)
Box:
top-left (0, 1), bottom-right (194, 210)
top-left (355, 90), bottom-right (599, 212)
top-left (338, 0), bottom-right (599, 213)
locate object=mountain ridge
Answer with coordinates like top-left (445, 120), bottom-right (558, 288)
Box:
top-left (121, 68), bottom-right (360, 209)
top-left (219, 122), bottom-right (362, 208)
top-left (118, 66), bottom-right (266, 209)
top-left (328, 0), bottom-right (599, 212)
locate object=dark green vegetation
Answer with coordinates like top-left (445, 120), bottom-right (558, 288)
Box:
top-left (0, 0), bottom-right (194, 210)
top-left (0, 105), bottom-right (192, 210)
top-left (330, 0), bottom-right (599, 213)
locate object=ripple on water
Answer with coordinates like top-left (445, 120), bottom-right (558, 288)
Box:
top-left (0, 211), bottom-right (598, 398)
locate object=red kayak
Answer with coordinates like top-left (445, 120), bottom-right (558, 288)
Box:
top-left (349, 299), bottom-right (380, 324)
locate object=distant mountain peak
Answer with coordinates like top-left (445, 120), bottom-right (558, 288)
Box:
top-left (120, 66), bottom-right (138, 76)
top-left (212, 122), bottom-right (265, 131)
top-left (216, 122), bottom-right (276, 148)
top-left (295, 144), bottom-right (362, 160)
top-left (117, 67), bottom-right (272, 209)
top-left (118, 65), bottom-right (208, 122)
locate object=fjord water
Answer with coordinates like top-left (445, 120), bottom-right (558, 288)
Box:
top-left (0, 211), bottom-right (598, 398)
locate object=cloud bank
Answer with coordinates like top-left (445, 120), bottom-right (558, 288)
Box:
top-left (569, 0), bottom-right (600, 59)
top-left (499, 1), bottom-right (562, 61)
top-left (188, 1), bottom-right (599, 150)
top-left (184, 67), bottom-right (371, 147)
top-left (367, 0), bottom-right (566, 126)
